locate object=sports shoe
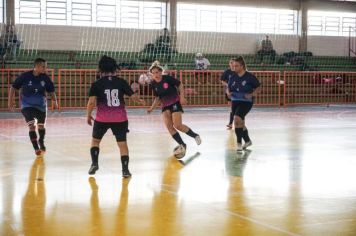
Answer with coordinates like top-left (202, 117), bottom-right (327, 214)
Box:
top-left (35, 149), bottom-right (42, 156)
top-left (242, 141), bottom-right (252, 150)
top-left (122, 169), bottom-right (132, 178)
top-left (39, 141), bottom-right (46, 152)
top-left (88, 164), bottom-right (99, 175)
top-left (226, 124), bottom-right (232, 130)
top-left (194, 135), bottom-right (202, 145)
top-left (237, 143), bottom-right (243, 152)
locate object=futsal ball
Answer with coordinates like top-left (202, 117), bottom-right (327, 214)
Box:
top-left (173, 145), bottom-right (186, 159)
top-left (138, 74), bottom-right (152, 85)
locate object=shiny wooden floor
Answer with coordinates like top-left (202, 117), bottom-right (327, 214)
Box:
top-left (1, 106), bottom-right (356, 236)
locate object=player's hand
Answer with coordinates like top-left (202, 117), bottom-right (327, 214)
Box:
top-left (244, 93), bottom-right (253, 99)
top-left (180, 97), bottom-right (188, 105)
top-left (138, 99), bottom-right (146, 106)
top-left (8, 100), bottom-right (15, 111)
top-left (53, 100), bottom-right (59, 110)
top-left (87, 116), bottom-right (94, 126)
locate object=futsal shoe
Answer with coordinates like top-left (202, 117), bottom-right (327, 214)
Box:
top-left (122, 169), bottom-right (132, 178)
top-left (39, 142), bottom-right (46, 152)
top-left (237, 143), bottom-right (243, 153)
top-left (35, 149), bottom-right (42, 156)
top-left (88, 164), bottom-right (99, 175)
top-left (226, 124), bottom-right (232, 130)
top-left (242, 141), bottom-right (252, 150)
top-left (195, 135), bottom-right (202, 145)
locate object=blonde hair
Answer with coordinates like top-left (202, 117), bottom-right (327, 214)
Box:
top-left (149, 60), bottom-right (164, 72)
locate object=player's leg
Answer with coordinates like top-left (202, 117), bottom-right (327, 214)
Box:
top-left (37, 110), bottom-right (47, 152)
top-left (21, 107), bottom-right (41, 156)
top-left (240, 103), bottom-right (253, 149)
top-left (171, 107), bottom-right (201, 145)
top-left (88, 121), bottom-right (107, 175)
top-left (112, 121), bottom-right (131, 178)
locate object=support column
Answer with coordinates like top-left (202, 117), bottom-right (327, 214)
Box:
top-left (168, 0), bottom-right (177, 51)
top-left (299, 1), bottom-right (308, 52)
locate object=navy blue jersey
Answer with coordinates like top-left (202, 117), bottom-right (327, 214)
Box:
top-left (151, 75), bottom-right (181, 108)
top-left (228, 71), bottom-right (260, 102)
top-left (89, 76), bottom-right (134, 123)
top-left (220, 69), bottom-right (235, 83)
top-left (12, 71), bottom-right (55, 112)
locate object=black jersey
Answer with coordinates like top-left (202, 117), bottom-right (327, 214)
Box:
top-left (151, 75), bottom-right (181, 108)
top-left (89, 76), bottom-right (134, 122)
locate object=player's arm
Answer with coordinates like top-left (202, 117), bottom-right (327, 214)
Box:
top-left (129, 93), bottom-right (146, 106)
top-left (48, 92), bottom-right (59, 110)
top-left (86, 96), bottom-right (96, 126)
top-left (178, 82), bottom-right (187, 105)
top-left (147, 97), bottom-right (160, 113)
top-left (8, 86), bottom-right (17, 111)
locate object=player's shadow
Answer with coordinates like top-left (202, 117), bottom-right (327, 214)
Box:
top-left (177, 151), bottom-right (201, 166)
top-left (225, 150), bottom-right (252, 177)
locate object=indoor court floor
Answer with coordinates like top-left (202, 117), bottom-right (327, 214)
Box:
top-left (0, 106), bottom-right (356, 236)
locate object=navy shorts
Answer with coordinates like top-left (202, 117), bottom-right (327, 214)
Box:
top-left (231, 101), bottom-right (253, 120)
top-left (21, 107), bottom-right (46, 125)
top-left (162, 102), bottom-right (184, 113)
top-left (92, 120), bottom-right (129, 142)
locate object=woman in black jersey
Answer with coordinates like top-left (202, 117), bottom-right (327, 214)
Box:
top-left (147, 61), bottom-right (201, 157)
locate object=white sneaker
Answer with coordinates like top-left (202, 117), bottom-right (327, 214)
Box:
top-left (237, 143), bottom-right (243, 152)
top-left (194, 135), bottom-right (202, 145)
top-left (242, 141), bottom-right (252, 149)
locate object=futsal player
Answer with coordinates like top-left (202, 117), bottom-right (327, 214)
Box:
top-left (147, 61), bottom-right (201, 156)
top-left (8, 58), bottom-right (59, 156)
top-left (227, 56), bottom-right (260, 152)
top-left (87, 56), bottom-right (145, 178)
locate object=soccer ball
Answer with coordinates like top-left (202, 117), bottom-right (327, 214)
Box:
top-left (173, 145), bottom-right (186, 159)
top-left (138, 74), bottom-right (152, 85)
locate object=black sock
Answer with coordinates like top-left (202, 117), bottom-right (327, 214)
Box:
top-left (229, 112), bottom-right (234, 125)
top-left (38, 128), bottom-right (45, 146)
top-left (186, 128), bottom-right (198, 138)
top-left (90, 147), bottom-right (99, 165)
top-left (235, 128), bottom-right (243, 143)
top-left (242, 129), bottom-right (251, 142)
top-left (172, 132), bottom-right (185, 145)
top-left (121, 155), bottom-right (129, 170)
top-left (29, 131), bottom-right (39, 150)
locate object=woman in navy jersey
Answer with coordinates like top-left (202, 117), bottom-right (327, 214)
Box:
top-left (8, 58), bottom-right (58, 156)
top-left (86, 56), bottom-right (145, 178)
top-left (227, 56), bottom-right (260, 152)
top-left (220, 59), bottom-right (235, 129)
top-left (147, 61), bottom-right (201, 156)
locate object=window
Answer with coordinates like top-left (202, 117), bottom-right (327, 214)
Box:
top-left (308, 10), bottom-right (356, 36)
top-left (177, 3), bottom-right (297, 35)
top-left (15, 0), bottom-right (167, 29)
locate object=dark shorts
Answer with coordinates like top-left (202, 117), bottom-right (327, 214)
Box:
top-left (21, 107), bottom-right (46, 125)
top-left (162, 102), bottom-right (184, 113)
top-left (231, 101), bottom-right (253, 120)
top-left (92, 120), bottom-right (129, 142)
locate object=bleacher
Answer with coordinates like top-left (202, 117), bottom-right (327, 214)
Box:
top-left (3, 49), bottom-right (356, 72)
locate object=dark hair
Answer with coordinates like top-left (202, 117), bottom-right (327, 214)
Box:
top-left (231, 56), bottom-right (247, 70)
top-left (98, 55), bottom-right (119, 73)
top-left (34, 58), bottom-right (46, 66)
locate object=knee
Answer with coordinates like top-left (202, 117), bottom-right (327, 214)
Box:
top-left (234, 116), bottom-right (244, 127)
top-left (166, 124), bottom-right (176, 134)
top-left (29, 124), bottom-right (36, 131)
top-left (173, 123), bottom-right (184, 131)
